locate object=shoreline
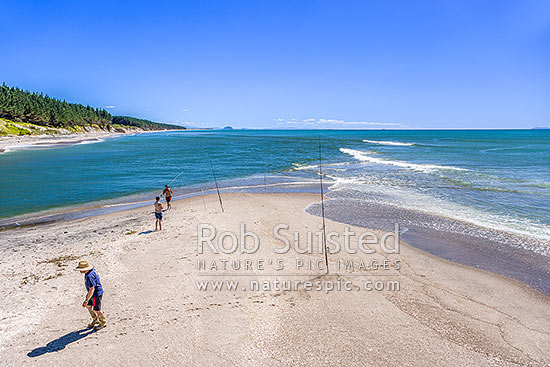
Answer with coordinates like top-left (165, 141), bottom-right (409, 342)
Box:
top-left (307, 197), bottom-right (550, 295)
top-left (0, 178), bottom-right (323, 230)
top-left (1, 193), bottom-right (548, 365)
top-left (0, 128), bottom-right (192, 154)
top-left (0, 128), bottom-right (142, 154)
top-left (0, 131), bottom-right (120, 153)
top-left (2, 179), bottom-right (549, 296)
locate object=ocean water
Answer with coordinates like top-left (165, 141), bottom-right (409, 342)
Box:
top-left (1, 130), bottom-right (549, 251)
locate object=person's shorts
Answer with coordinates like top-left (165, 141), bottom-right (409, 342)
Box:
top-left (87, 295), bottom-right (102, 311)
top-left (165, 196), bottom-right (172, 203)
top-left (155, 212), bottom-right (163, 220)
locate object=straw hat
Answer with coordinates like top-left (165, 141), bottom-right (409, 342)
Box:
top-left (74, 260), bottom-right (93, 272)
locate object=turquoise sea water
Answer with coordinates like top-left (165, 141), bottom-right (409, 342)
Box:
top-left (1, 129), bottom-right (549, 247)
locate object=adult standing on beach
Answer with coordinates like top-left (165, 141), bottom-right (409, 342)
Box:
top-left (161, 184), bottom-right (173, 209)
top-left (155, 196), bottom-right (163, 231)
top-left (75, 260), bottom-right (106, 330)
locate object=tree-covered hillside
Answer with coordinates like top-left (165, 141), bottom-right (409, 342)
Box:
top-left (112, 116), bottom-right (182, 131)
top-left (0, 83), bottom-right (183, 131)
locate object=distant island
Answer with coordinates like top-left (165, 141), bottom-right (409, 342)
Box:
top-left (0, 83), bottom-right (184, 136)
top-left (223, 126), bottom-right (233, 130)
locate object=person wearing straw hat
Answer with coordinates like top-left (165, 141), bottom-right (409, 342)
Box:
top-left (75, 260), bottom-right (106, 329)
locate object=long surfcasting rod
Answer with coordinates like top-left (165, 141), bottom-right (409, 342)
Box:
top-left (319, 136), bottom-right (329, 274)
top-left (208, 155), bottom-right (224, 213)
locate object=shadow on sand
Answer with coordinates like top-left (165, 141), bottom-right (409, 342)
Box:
top-left (27, 328), bottom-right (97, 357)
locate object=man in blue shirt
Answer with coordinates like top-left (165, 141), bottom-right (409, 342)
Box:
top-left (75, 260), bottom-right (106, 329)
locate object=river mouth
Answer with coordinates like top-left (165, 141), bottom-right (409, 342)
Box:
top-left (2, 172), bottom-right (549, 296)
top-left (0, 175), bottom-right (326, 231)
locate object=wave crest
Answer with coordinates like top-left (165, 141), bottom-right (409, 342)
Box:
top-left (340, 148), bottom-right (467, 172)
top-left (363, 139), bottom-right (415, 146)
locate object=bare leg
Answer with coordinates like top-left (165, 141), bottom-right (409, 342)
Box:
top-left (155, 219), bottom-right (159, 231)
top-left (159, 220), bottom-right (162, 230)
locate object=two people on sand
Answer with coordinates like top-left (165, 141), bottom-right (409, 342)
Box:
top-left (155, 184), bottom-right (173, 231)
top-left (75, 260), bottom-right (106, 330)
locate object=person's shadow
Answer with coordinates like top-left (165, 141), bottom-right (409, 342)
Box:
top-left (27, 328), bottom-right (97, 357)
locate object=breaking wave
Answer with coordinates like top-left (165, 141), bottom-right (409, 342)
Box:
top-left (340, 148), bottom-right (467, 172)
top-left (363, 139), bottom-right (415, 146)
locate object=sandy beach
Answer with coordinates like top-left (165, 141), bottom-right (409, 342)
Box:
top-left (0, 128), bottom-right (200, 154)
top-left (0, 132), bottom-right (123, 153)
top-left (0, 193), bottom-right (548, 366)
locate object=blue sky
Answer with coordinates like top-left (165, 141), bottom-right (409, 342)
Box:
top-left (1, 0), bottom-right (549, 129)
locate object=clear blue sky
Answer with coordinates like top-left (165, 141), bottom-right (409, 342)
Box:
top-left (1, 0), bottom-right (548, 129)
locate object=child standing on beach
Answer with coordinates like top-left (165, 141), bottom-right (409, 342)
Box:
top-left (155, 196), bottom-right (163, 231)
top-left (75, 260), bottom-right (106, 329)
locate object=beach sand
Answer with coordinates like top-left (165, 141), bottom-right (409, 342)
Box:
top-left (0, 132), bottom-right (121, 153)
top-left (0, 193), bottom-right (548, 366)
top-left (0, 129), bottom-right (194, 154)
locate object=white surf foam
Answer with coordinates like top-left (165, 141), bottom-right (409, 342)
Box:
top-left (76, 138), bottom-right (105, 145)
top-left (363, 139), bottom-right (415, 146)
top-left (1, 137), bottom-right (108, 154)
top-left (1, 143), bottom-right (68, 153)
top-left (291, 162), bottom-right (350, 171)
top-left (328, 178), bottom-right (550, 253)
top-left (340, 148), bottom-right (466, 172)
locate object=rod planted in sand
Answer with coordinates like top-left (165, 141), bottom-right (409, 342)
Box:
top-left (264, 161), bottom-right (268, 192)
top-left (319, 137), bottom-right (329, 274)
top-left (200, 189), bottom-right (207, 210)
top-left (208, 155), bottom-right (224, 213)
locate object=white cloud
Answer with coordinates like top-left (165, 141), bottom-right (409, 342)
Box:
top-left (103, 105), bottom-right (116, 109)
top-left (282, 118), bottom-right (404, 128)
top-left (317, 119), bottom-right (402, 126)
top-left (182, 109), bottom-right (190, 112)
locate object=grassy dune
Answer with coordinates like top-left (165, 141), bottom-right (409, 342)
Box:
top-left (0, 118), bottom-right (144, 136)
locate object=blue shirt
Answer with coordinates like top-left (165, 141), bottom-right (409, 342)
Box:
top-left (84, 268), bottom-right (104, 297)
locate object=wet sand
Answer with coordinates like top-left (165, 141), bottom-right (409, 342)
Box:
top-left (307, 197), bottom-right (550, 295)
top-left (0, 193), bottom-right (548, 366)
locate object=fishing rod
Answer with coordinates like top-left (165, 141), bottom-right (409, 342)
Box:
top-left (208, 154), bottom-right (225, 212)
top-left (160, 168), bottom-right (186, 199)
top-left (319, 136), bottom-right (329, 274)
top-left (166, 169), bottom-right (186, 187)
